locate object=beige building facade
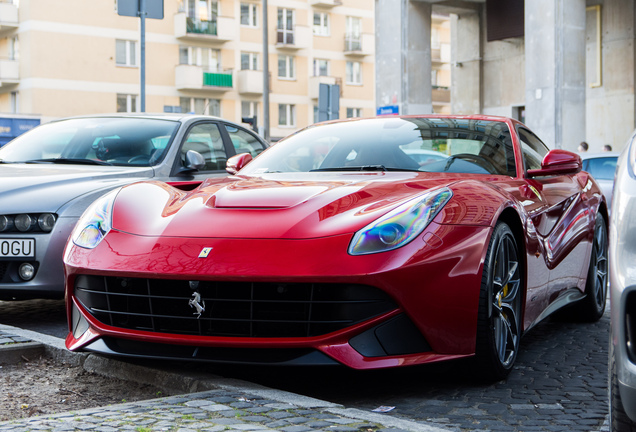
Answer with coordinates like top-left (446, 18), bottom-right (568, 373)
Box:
top-left (0, 0), bottom-right (376, 140)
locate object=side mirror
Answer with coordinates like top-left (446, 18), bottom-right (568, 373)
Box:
top-left (226, 152), bottom-right (253, 175)
top-left (527, 149), bottom-right (582, 177)
top-left (182, 150), bottom-right (206, 172)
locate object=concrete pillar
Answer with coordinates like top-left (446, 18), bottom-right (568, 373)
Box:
top-left (375, 0), bottom-right (432, 115)
top-left (525, 0), bottom-right (586, 150)
top-left (450, 11), bottom-right (481, 114)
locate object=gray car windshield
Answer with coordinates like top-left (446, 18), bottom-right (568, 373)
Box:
top-left (241, 117), bottom-right (516, 176)
top-left (0, 117), bottom-right (180, 167)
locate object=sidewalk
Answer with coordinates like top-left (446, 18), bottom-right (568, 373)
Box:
top-left (0, 326), bottom-right (452, 432)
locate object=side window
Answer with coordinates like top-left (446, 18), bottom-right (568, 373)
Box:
top-left (181, 123), bottom-right (226, 171)
top-left (224, 125), bottom-right (266, 158)
top-left (517, 128), bottom-right (549, 171)
top-left (585, 157), bottom-right (617, 180)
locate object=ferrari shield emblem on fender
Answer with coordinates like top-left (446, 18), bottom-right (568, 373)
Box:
top-left (198, 247), bottom-right (213, 258)
top-left (189, 291), bottom-right (206, 318)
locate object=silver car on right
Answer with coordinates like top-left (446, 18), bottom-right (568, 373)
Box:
top-left (610, 131), bottom-right (636, 430)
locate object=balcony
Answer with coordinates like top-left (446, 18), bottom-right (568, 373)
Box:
top-left (237, 70), bottom-right (263, 95)
top-left (309, 75), bottom-right (338, 99)
top-left (0, 58), bottom-right (18, 87)
top-left (310, 0), bottom-right (342, 7)
top-left (432, 86), bottom-right (450, 104)
top-left (276, 25), bottom-right (310, 50)
top-left (344, 33), bottom-right (374, 56)
top-left (174, 12), bottom-right (235, 43)
top-left (175, 65), bottom-right (233, 92)
top-left (0, 2), bottom-right (18, 36)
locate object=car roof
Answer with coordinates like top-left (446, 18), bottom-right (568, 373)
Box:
top-left (52, 113), bottom-right (243, 127)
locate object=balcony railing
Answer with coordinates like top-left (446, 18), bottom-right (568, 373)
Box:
top-left (310, 0), bottom-right (342, 7)
top-left (204, 71), bottom-right (232, 88)
top-left (175, 64), bottom-right (233, 91)
top-left (174, 13), bottom-right (235, 42)
top-left (186, 17), bottom-right (217, 36)
top-left (0, 58), bottom-right (19, 86)
top-left (237, 70), bottom-right (263, 95)
top-left (344, 33), bottom-right (374, 56)
top-left (0, 1), bottom-right (18, 35)
top-left (345, 36), bottom-right (361, 52)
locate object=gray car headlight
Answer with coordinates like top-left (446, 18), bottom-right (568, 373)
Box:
top-left (348, 187), bottom-right (453, 255)
top-left (71, 189), bottom-right (119, 249)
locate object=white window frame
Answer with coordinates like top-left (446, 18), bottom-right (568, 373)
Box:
top-left (187, 0), bottom-right (217, 21)
top-left (278, 55), bottom-right (295, 80)
top-left (10, 91), bottom-right (18, 114)
top-left (241, 52), bottom-right (259, 71)
top-left (277, 8), bottom-right (295, 44)
top-left (116, 40), bottom-right (137, 67)
top-left (313, 59), bottom-right (330, 77)
top-left (117, 94), bottom-right (139, 113)
top-left (240, 3), bottom-right (258, 27)
top-left (346, 61), bottom-right (362, 85)
top-left (9, 37), bottom-right (18, 61)
top-left (346, 107), bottom-right (363, 118)
top-left (313, 12), bottom-right (330, 36)
top-left (242, 100), bottom-right (259, 118)
top-left (278, 104), bottom-right (296, 127)
top-left (181, 97), bottom-right (221, 116)
top-left (180, 46), bottom-right (220, 72)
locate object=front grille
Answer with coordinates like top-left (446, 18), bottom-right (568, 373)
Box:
top-left (74, 275), bottom-right (397, 338)
top-left (0, 262), bottom-right (7, 280)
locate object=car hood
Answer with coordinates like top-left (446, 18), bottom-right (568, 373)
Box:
top-left (0, 164), bottom-right (154, 215)
top-left (111, 172), bottom-right (503, 239)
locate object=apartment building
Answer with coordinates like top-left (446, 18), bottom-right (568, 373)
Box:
top-left (0, 0), bottom-right (376, 140)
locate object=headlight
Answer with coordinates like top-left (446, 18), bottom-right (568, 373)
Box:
top-left (38, 213), bottom-right (56, 232)
top-left (71, 190), bottom-right (119, 249)
top-left (348, 187), bottom-right (453, 255)
top-left (14, 214), bottom-right (34, 232)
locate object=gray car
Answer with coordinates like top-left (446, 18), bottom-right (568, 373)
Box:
top-left (0, 114), bottom-right (268, 300)
top-left (609, 134), bottom-right (636, 430)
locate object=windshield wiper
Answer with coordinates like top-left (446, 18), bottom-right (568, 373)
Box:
top-left (311, 165), bottom-right (421, 172)
top-left (23, 158), bottom-right (113, 166)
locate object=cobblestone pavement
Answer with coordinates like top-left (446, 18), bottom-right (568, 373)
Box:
top-left (0, 388), bottom-right (446, 432)
top-left (0, 299), bottom-right (611, 432)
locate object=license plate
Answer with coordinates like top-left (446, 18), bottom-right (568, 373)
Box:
top-left (0, 239), bottom-right (35, 258)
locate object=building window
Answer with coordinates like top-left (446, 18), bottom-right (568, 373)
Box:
top-left (345, 16), bottom-right (362, 51)
top-left (10, 91), bottom-right (18, 114)
top-left (179, 46), bottom-right (220, 72)
top-left (313, 12), bottom-right (329, 36)
top-left (346, 107), bottom-right (362, 118)
top-left (180, 97), bottom-right (220, 116)
top-left (313, 59), bottom-right (329, 77)
top-left (240, 3), bottom-right (258, 27)
top-left (346, 61), bottom-right (362, 85)
top-left (9, 37), bottom-right (18, 61)
top-left (117, 94), bottom-right (138, 113)
top-left (116, 40), bottom-right (137, 67)
top-left (241, 52), bottom-right (258, 70)
top-left (242, 100), bottom-right (259, 118)
top-left (278, 55), bottom-right (295, 79)
top-left (278, 104), bottom-right (296, 127)
top-left (277, 8), bottom-right (295, 44)
top-left (186, 0), bottom-right (217, 21)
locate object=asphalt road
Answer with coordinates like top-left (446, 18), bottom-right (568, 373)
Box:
top-left (0, 298), bottom-right (610, 432)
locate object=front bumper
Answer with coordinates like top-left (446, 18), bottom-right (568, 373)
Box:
top-left (0, 217), bottom-right (77, 300)
top-left (64, 222), bottom-right (491, 369)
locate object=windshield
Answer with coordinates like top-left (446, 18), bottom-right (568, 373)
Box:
top-left (241, 117), bottom-right (517, 176)
top-left (0, 117), bottom-right (180, 167)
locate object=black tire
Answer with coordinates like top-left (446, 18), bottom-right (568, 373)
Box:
top-left (475, 222), bottom-right (523, 381)
top-left (610, 349), bottom-right (636, 431)
top-left (561, 214), bottom-right (608, 322)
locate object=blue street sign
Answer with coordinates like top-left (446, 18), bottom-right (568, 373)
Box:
top-left (376, 105), bottom-right (400, 115)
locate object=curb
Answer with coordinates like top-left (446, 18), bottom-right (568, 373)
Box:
top-left (0, 324), bottom-right (452, 432)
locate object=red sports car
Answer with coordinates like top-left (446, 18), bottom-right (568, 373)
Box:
top-left (64, 115), bottom-right (608, 380)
